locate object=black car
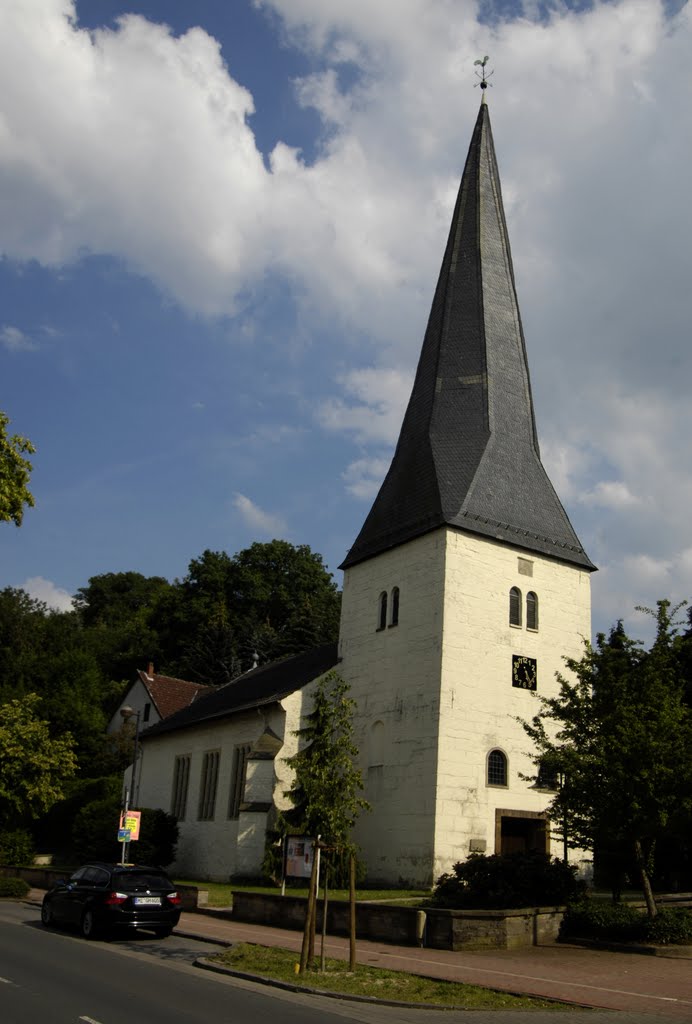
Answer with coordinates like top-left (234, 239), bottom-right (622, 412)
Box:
top-left (41, 863), bottom-right (182, 939)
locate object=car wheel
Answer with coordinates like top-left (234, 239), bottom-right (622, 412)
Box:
top-left (153, 927), bottom-right (173, 938)
top-left (80, 909), bottom-right (99, 939)
top-left (41, 902), bottom-right (53, 927)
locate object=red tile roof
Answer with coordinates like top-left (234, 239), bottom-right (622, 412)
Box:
top-left (137, 669), bottom-right (210, 721)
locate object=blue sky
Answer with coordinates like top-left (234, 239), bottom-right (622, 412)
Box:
top-left (1, 0), bottom-right (691, 642)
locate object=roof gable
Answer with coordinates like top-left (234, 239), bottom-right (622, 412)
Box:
top-left (137, 670), bottom-right (210, 720)
top-left (142, 643), bottom-right (339, 738)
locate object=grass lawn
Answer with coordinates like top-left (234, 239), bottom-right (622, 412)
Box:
top-left (174, 880), bottom-right (428, 908)
top-left (208, 943), bottom-right (571, 1009)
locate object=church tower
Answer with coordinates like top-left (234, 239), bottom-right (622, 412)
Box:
top-left (338, 97), bottom-right (595, 886)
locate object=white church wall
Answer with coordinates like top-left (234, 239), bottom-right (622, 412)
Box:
top-left (338, 531), bottom-right (446, 885)
top-left (138, 703), bottom-right (288, 882)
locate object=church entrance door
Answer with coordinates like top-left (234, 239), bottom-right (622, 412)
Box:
top-left (496, 810), bottom-right (548, 855)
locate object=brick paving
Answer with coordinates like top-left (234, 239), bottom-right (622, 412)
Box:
top-left (176, 907), bottom-right (692, 1019)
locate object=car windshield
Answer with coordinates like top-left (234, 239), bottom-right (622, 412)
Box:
top-left (114, 873), bottom-right (172, 892)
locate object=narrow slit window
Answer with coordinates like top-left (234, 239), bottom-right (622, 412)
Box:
top-left (526, 591), bottom-right (539, 630)
top-left (509, 587), bottom-right (522, 627)
top-left (377, 591), bottom-right (387, 631)
top-left (390, 587), bottom-right (399, 626)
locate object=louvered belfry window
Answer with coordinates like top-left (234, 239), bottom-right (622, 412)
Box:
top-left (509, 587), bottom-right (522, 626)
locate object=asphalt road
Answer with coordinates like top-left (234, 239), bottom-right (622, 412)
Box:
top-left (0, 900), bottom-right (670, 1024)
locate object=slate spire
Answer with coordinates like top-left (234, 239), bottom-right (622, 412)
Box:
top-left (341, 101), bottom-right (594, 571)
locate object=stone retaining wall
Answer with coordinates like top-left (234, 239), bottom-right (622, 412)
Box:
top-left (230, 891), bottom-right (564, 950)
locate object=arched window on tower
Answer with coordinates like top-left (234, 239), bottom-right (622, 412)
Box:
top-left (377, 591), bottom-right (388, 631)
top-left (509, 587), bottom-right (522, 627)
top-left (526, 591), bottom-right (539, 631)
top-left (390, 587), bottom-right (400, 626)
top-left (487, 749), bottom-right (508, 788)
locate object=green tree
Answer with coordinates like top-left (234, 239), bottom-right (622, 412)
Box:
top-left (158, 542), bottom-right (341, 680)
top-left (75, 571), bottom-right (173, 684)
top-left (0, 694), bottom-right (77, 829)
top-left (281, 671), bottom-right (369, 845)
top-left (0, 588), bottom-right (48, 696)
top-left (281, 670), bottom-right (369, 972)
top-left (228, 541), bottom-right (341, 663)
top-left (520, 601), bottom-right (692, 917)
top-left (0, 411), bottom-right (35, 526)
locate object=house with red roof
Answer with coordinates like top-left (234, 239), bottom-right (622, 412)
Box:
top-left (107, 663), bottom-right (210, 734)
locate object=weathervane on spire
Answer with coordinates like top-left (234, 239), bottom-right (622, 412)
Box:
top-left (474, 55), bottom-right (493, 90)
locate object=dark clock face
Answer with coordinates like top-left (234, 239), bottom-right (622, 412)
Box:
top-left (512, 654), bottom-right (537, 691)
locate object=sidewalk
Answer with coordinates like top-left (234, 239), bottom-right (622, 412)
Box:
top-left (28, 890), bottom-right (692, 1018)
top-left (166, 904), bottom-right (692, 1018)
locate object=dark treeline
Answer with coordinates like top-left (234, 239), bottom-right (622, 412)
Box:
top-left (0, 539), bottom-right (341, 777)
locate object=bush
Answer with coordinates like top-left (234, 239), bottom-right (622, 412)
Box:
top-left (0, 876), bottom-right (30, 898)
top-left (561, 900), bottom-right (646, 942)
top-left (135, 808), bottom-right (179, 867)
top-left (430, 852), bottom-right (586, 910)
top-left (71, 795), bottom-right (123, 862)
top-left (561, 901), bottom-right (692, 945)
top-left (33, 775), bottom-right (121, 859)
top-left (0, 829), bottom-right (34, 866)
top-left (71, 796), bottom-right (179, 866)
top-left (644, 908), bottom-right (692, 945)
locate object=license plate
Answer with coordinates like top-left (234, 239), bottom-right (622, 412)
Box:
top-left (133, 896), bottom-right (161, 905)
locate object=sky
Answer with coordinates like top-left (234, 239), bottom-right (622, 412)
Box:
top-left (1, 0), bottom-right (690, 644)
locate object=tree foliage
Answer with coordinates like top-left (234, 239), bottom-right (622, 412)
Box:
top-left (281, 671), bottom-right (369, 850)
top-left (0, 539), bottom-right (341, 858)
top-left (71, 795), bottom-right (179, 866)
top-left (0, 694), bottom-right (77, 828)
top-left (520, 600), bottom-right (692, 916)
top-left (0, 411), bottom-right (35, 526)
top-left (164, 541), bottom-right (341, 679)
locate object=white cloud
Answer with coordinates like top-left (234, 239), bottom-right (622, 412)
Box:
top-left (1, 1), bottom-right (691, 631)
top-left (341, 457), bottom-right (390, 499)
top-left (0, 325), bottom-right (35, 351)
top-left (22, 576), bottom-right (73, 612)
top-left (581, 481), bottom-right (641, 510)
top-left (318, 367), bottom-right (411, 444)
top-left (233, 492), bottom-right (287, 535)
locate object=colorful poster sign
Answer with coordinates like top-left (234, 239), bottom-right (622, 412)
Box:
top-left (285, 836), bottom-right (314, 878)
top-left (119, 810), bottom-right (142, 841)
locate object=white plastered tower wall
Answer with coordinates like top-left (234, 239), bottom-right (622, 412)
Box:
top-left (339, 526), bottom-right (591, 887)
top-left (434, 528), bottom-right (592, 880)
top-left (338, 530), bottom-right (446, 885)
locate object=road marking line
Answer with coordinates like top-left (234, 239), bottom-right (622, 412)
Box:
top-left (79, 1016), bottom-right (105, 1023)
top-left (0, 977), bottom-right (13, 984)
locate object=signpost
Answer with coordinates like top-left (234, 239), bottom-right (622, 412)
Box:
top-left (118, 795), bottom-right (141, 863)
top-left (284, 836), bottom-right (314, 879)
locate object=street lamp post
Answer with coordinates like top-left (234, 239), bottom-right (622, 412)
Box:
top-left (120, 704), bottom-right (141, 807)
top-left (120, 705), bottom-right (141, 864)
